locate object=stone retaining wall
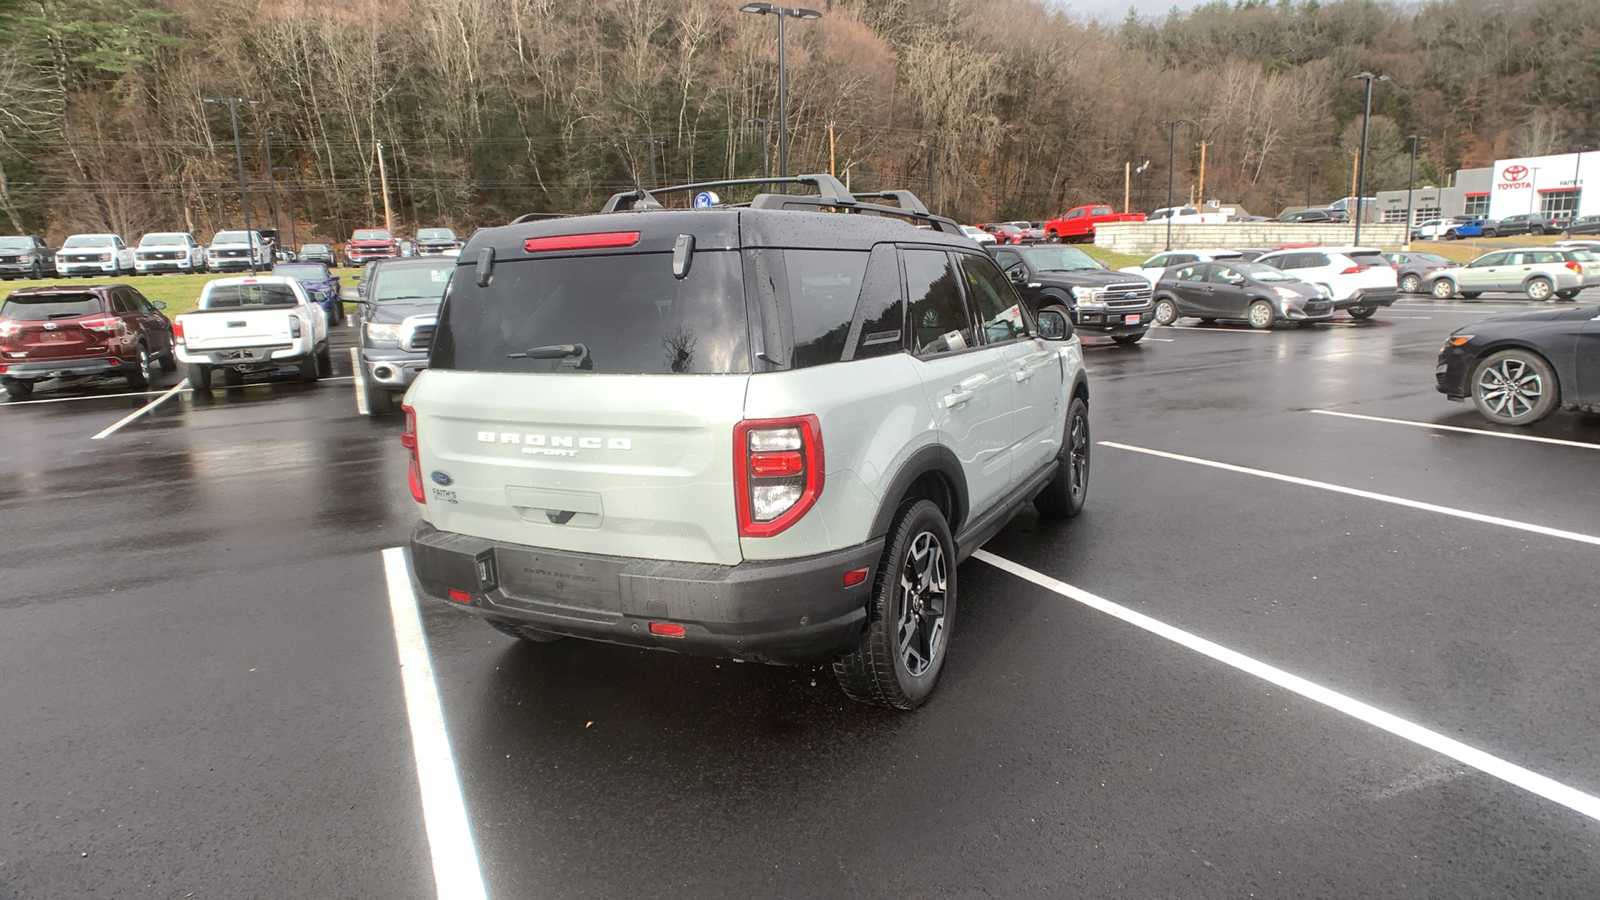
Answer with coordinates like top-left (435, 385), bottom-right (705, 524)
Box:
top-left (1094, 222), bottom-right (1410, 256)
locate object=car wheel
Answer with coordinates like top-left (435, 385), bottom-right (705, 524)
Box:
top-left (1444, 230), bottom-right (1459, 240)
top-left (1531, 225), bottom-right (1544, 236)
top-left (1348, 306), bottom-right (1377, 320)
top-left (125, 343), bottom-right (152, 389)
top-left (29, 261), bottom-right (41, 279)
top-left (1199, 317), bottom-right (1217, 324)
top-left (186, 363), bottom-right (212, 391)
top-left (1247, 299), bottom-right (1275, 329)
top-left (1461, 291), bottom-right (1482, 299)
top-left (364, 371), bottom-right (397, 415)
top-left (221, 367), bottom-right (244, 387)
top-left (299, 352), bottom-right (321, 383)
top-left (1431, 278), bottom-right (1456, 299)
top-left (3, 378), bottom-right (33, 400)
top-left (484, 617), bottom-right (566, 643)
top-left (1153, 297), bottom-right (1179, 326)
top-left (1525, 277), bottom-right (1554, 302)
top-left (1482, 228), bottom-right (1498, 238)
top-left (1112, 332), bottom-right (1144, 345)
top-left (1400, 273), bottom-right (1421, 293)
top-left (1555, 290), bottom-right (1580, 300)
top-left (157, 347), bottom-right (177, 372)
top-left (832, 498), bottom-right (955, 710)
top-left (1034, 395), bottom-right (1090, 519)
top-left (1045, 232), bottom-right (1061, 243)
top-left (1471, 349), bottom-right (1559, 426)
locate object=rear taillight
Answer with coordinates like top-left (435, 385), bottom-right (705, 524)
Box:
top-left (1340, 266), bottom-right (1369, 275)
top-left (172, 319), bottom-right (185, 343)
top-left (402, 404), bottom-right (425, 504)
top-left (734, 415), bottom-right (823, 538)
top-left (78, 316), bottom-right (123, 333)
top-left (1566, 261), bottom-right (1583, 274)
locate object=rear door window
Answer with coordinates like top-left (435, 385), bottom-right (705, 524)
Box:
top-left (432, 251), bottom-right (748, 375)
top-left (903, 249), bottom-right (973, 358)
top-left (957, 252), bottom-right (1026, 345)
top-left (1, 293), bottom-right (103, 320)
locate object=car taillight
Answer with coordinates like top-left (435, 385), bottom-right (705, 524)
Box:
top-left (1566, 261), bottom-right (1583, 273)
top-left (172, 318), bottom-right (185, 342)
top-left (1340, 266), bottom-right (1369, 274)
top-left (734, 415), bottom-right (823, 538)
top-left (402, 404), bottom-right (425, 504)
top-left (79, 316), bottom-right (123, 333)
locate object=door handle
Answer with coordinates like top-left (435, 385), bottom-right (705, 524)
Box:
top-left (942, 390), bottom-right (974, 408)
top-left (1013, 368), bottom-right (1035, 383)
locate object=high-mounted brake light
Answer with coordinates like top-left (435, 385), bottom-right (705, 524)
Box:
top-left (523, 232), bottom-right (640, 253)
top-left (401, 404), bottom-right (425, 504)
top-left (734, 415), bottom-right (823, 538)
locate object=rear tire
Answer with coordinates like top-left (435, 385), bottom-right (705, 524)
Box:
top-left (1034, 395), bottom-right (1090, 519)
top-left (186, 363), bottom-right (212, 391)
top-left (1525, 277), bottom-right (1553, 302)
top-left (832, 499), bottom-right (955, 710)
top-left (316, 346), bottom-right (333, 377)
top-left (1556, 289), bottom-right (1580, 300)
top-left (1400, 273), bottom-right (1421, 293)
top-left (299, 351), bottom-right (321, 383)
top-left (157, 348), bottom-right (177, 372)
top-left (1461, 291), bottom-right (1481, 299)
top-left (1348, 306), bottom-right (1377, 320)
top-left (3, 378), bottom-right (33, 400)
top-left (484, 617), bottom-right (567, 643)
top-left (125, 343), bottom-right (152, 389)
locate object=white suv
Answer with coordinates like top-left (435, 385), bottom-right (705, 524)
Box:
top-left (403, 176), bottom-right (1091, 709)
top-left (56, 234), bottom-right (136, 277)
top-left (135, 232), bottom-right (206, 274)
top-left (1254, 246), bottom-right (1400, 319)
top-left (1119, 248), bottom-right (1244, 284)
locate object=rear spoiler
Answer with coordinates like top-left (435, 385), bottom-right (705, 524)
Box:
top-left (599, 174), bottom-right (963, 236)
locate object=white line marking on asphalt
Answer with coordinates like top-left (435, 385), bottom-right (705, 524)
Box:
top-left (382, 547), bottom-right (490, 900)
top-left (1099, 440), bottom-right (1600, 549)
top-left (973, 550), bottom-right (1600, 823)
top-left (89, 379), bottom-right (188, 440)
top-left (1145, 337), bottom-right (1176, 342)
top-left (1309, 409), bottom-right (1600, 451)
top-left (352, 347), bottom-right (370, 416)
top-left (0, 389), bottom-right (169, 407)
top-left (1164, 325), bottom-right (1267, 334)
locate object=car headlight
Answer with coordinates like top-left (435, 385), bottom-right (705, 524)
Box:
top-left (1070, 286), bottom-right (1106, 308)
top-left (365, 322), bottom-right (401, 342)
top-left (1273, 286), bottom-right (1299, 300)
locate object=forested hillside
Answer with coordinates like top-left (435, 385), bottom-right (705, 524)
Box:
top-left (1, 0), bottom-right (1597, 240)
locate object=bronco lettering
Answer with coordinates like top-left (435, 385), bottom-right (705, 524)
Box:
top-left (477, 431), bottom-right (632, 450)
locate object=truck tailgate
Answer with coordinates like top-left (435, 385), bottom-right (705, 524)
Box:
top-left (179, 309), bottom-right (295, 350)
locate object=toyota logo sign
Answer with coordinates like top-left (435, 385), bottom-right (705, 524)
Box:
top-left (1502, 165), bottom-right (1529, 182)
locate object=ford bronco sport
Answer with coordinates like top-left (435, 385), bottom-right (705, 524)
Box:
top-left (404, 175), bottom-right (1091, 709)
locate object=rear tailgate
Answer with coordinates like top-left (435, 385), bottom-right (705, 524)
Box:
top-left (409, 371), bottom-right (750, 566)
top-left (178, 308), bottom-right (295, 350)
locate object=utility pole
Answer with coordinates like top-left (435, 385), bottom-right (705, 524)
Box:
top-left (376, 140), bottom-right (394, 233)
top-left (202, 96), bottom-right (260, 272)
top-left (273, 167), bottom-right (299, 248)
top-left (1160, 118), bottom-right (1192, 251)
top-left (1306, 161), bottom-right (1318, 209)
top-left (259, 131), bottom-right (286, 250)
top-left (1403, 135), bottom-right (1421, 249)
top-left (1124, 161), bottom-right (1131, 214)
top-left (1197, 141), bottom-right (1211, 208)
top-left (828, 123), bottom-right (836, 177)
top-left (747, 118), bottom-right (774, 179)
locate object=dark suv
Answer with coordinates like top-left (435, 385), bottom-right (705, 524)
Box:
top-left (0, 284), bottom-right (176, 399)
top-left (354, 256), bottom-right (454, 414)
top-left (1484, 213), bottom-right (1556, 238)
top-left (987, 243), bottom-right (1154, 344)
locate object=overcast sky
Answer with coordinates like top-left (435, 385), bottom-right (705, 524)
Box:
top-left (1051, 0), bottom-right (1211, 25)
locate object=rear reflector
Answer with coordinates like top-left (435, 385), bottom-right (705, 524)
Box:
top-left (649, 622), bottom-right (686, 638)
top-left (524, 232), bottom-right (640, 253)
top-left (843, 567), bottom-right (869, 588)
top-left (750, 450), bottom-right (804, 477)
top-left (447, 589), bottom-right (472, 603)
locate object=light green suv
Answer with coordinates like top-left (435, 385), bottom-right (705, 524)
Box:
top-left (1428, 247), bottom-right (1585, 301)
top-left (402, 176), bottom-right (1091, 709)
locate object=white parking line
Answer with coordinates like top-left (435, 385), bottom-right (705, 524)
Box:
top-left (89, 379), bottom-right (188, 440)
top-left (1099, 440), bottom-right (1600, 549)
top-left (382, 547), bottom-right (490, 900)
top-left (0, 389), bottom-right (170, 407)
top-left (1162, 325), bottom-right (1267, 335)
top-left (352, 347), bottom-right (370, 415)
top-left (973, 550), bottom-right (1600, 823)
top-left (1309, 409), bottom-right (1600, 451)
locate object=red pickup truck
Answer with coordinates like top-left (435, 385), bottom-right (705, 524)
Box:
top-left (1044, 205), bottom-right (1146, 243)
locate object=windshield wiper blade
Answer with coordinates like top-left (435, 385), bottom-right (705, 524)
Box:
top-left (507, 342), bottom-right (589, 361)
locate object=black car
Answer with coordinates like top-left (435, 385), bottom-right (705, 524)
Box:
top-left (1437, 305), bottom-right (1600, 425)
top-left (0, 235), bottom-right (56, 280)
top-left (1278, 208), bottom-right (1346, 223)
top-left (1565, 215), bottom-right (1600, 237)
top-left (1384, 251), bottom-right (1460, 294)
top-left (1151, 261), bottom-right (1333, 329)
top-left (299, 243), bottom-right (336, 266)
top-left (988, 243), bottom-right (1153, 344)
top-left (1483, 213), bottom-right (1556, 238)
top-left (414, 228), bottom-right (462, 256)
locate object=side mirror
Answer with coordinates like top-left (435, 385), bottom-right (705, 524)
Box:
top-left (338, 285), bottom-right (359, 303)
top-left (152, 301), bottom-right (167, 310)
top-left (1035, 308), bottom-right (1074, 341)
top-left (1007, 267), bottom-right (1026, 284)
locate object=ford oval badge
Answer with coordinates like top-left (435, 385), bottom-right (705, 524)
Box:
top-left (430, 470), bottom-right (453, 486)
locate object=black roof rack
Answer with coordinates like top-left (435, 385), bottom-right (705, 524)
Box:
top-left (599, 174), bottom-right (962, 236)
top-left (509, 212), bottom-right (569, 225)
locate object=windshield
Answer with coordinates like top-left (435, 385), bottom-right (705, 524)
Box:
top-left (272, 264), bottom-right (329, 279)
top-left (212, 231), bottom-right (252, 244)
top-left (141, 234), bottom-right (187, 246)
top-left (1, 293), bottom-right (103, 320)
top-left (62, 235), bottom-right (113, 248)
top-left (302, 244), bottom-right (330, 252)
top-left (416, 229), bottom-right (455, 241)
top-left (352, 229), bottom-right (391, 242)
top-left (0, 237), bottom-right (33, 250)
top-left (1415, 253), bottom-right (1453, 264)
top-left (1022, 246), bottom-right (1099, 271)
top-left (372, 264), bottom-right (454, 302)
top-left (205, 284), bottom-right (298, 309)
top-left (432, 251), bottom-right (748, 375)
top-left (1235, 263), bottom-right (1296, 282)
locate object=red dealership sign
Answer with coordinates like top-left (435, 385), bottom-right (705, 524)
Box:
top-left (1502, 165), bottom-right (1529, 182)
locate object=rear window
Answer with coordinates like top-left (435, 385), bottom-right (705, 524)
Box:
top-left (352, 230), bottom-right (391, 242)
top-left (1349, 252), bottom-right (1390, 268)
top-left (372, 265), bottom-right (453, 302)
top-left (1, 293), bottom-right (103, 320)
top-left (432, 251), bottom-right (748, 375)
top-left (204, 284), bottom-right (299, 309)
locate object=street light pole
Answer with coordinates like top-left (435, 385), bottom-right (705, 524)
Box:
top-left (259, 130), bottom-right (286, 254)
top-left (1572, 145), bottom-right (1590, 224)
top-left (739, 2), bottom-right (822, 189)
top-left (203, 96), bottom-right (260, 272)
top-left (1404, 134), bottom-right (1421, 249)
top-left (1160, 118), bottom-right (1192, 251)
top-left (1306, 161), bottom-right (1317, 209)
top-left (1349, 71), bottom-right (1389, 247)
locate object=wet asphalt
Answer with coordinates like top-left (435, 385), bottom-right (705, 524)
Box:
top-left (2, 296), bottom-right (1598, 899)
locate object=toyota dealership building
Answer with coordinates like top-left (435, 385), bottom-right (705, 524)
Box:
top-left (1373, 149), bottom-right (1595, 227)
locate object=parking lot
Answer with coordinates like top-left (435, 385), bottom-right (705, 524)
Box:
top-left (3, 295), bottom-right (1598, 898)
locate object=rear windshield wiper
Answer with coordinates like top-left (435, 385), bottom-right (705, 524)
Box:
top-left (507, 343), bottom-right (589, 363)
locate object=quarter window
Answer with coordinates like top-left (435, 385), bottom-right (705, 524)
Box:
top-left (843, 245), bottom-right (905, 361)
top-left (784, 249), bottom-right (870, 369)
top-left (903, 249), bottom-right (973, 358)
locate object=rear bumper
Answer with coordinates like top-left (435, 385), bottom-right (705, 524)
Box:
top-left (176, 341), bottom-right (302, 366)
top-left (408, 521), bottom-right (884, 664)
top-left (1, 356), bottom-right (123, 380)
top-left (1336, 288), bottom-right (1399, 310)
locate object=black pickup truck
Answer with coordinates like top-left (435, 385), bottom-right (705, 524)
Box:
top-left (987, 243), bottom-right (1155, 345)
top-left (0, 235), bottom-right (57, 280)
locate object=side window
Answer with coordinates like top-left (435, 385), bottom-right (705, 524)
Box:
top-left (1307, 254), bottom-right (1330, 268)
top-left (1173, 265), bottom-right (1205, 282)
top-left (843, 245), bottom-right (905, 361)
top-left (110, 291), bottom-right (134, 313)
top-left (1142, 254), bottom-right (1167, 268)
top-left (785, 249), bottom-right (870, 369)
top-left (903, 249), bottom-right (973, 358)
top-left (1472, 252), bottom-right (1505, 267)
top-left (135, 292), bottom-right (157, 313)
top-left (958, 253), bottom-right (1026, 345)
top-left (1170, 254), bottom-right (1196, 265)
top-left (1209, 266), bottom-right (1245, 285)
top-left (1066, 209), bottom-right (1083, 219)
top-left (1531, 251), bottom-right (1562, 264)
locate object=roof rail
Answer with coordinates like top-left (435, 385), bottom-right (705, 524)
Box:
top-left (509, 212), bottom-right (568, 225)
top-left (599, 173), bottom-right (962, 236)
top-left (601, 174), bottom-right (857, 214)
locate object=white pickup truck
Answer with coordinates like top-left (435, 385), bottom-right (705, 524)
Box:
top-left (173, 276), bottom-right (329, 390)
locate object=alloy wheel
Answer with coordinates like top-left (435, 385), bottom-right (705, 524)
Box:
top-left (896, 531), bottom-right (948, 678)
top-left (1068, 410), bottom-right (1089, 503)
top-left (1476, 357), bottom-right (1543, 419)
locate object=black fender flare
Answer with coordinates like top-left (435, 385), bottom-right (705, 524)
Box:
top-left (868, 443), bottom-right (971, 541)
